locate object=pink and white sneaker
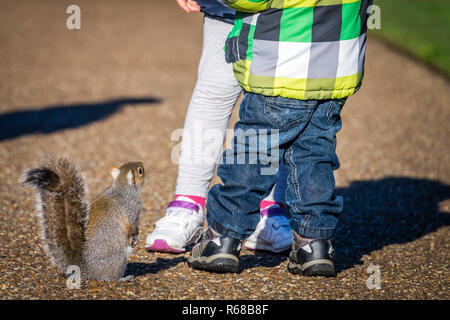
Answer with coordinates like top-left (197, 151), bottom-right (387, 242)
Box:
top-left (244, 204), bottom-right (293, 253)
top-left (145, 196), bottom-right (204, 253)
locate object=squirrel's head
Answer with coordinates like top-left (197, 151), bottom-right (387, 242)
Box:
top-left (110, 162), bottom-right (145, 189)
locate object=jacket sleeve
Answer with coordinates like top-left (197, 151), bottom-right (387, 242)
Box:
top-left (220, 0), bottom-right (273, 13)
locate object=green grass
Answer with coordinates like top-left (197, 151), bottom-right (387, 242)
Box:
top-left (371, 0), bottom-right (450, 76)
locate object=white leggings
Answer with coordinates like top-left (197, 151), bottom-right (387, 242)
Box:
top-left (175, 16), bottom-right (287, 203)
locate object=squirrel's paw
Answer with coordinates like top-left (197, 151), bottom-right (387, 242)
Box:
top-left (119, 275), bottom-right (134, 282)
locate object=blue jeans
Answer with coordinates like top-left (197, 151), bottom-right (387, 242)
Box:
top-left (206, 92), bottom-right (345, 240)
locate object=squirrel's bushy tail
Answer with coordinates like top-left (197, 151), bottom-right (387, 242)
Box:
top-left (21, 158), bottom-right (89, 273)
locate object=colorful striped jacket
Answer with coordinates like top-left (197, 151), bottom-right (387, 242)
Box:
top-left (222, 0), bottom-right (373, 100)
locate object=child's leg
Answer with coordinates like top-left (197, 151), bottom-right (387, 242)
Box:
top-left (206, 95), bottom-right (344, 240)
top-left (284, 99), bottom-right (345, 277)
top-left (175, 16), bottom-right (241, 198)
top-left (285, 100), bottom-right (344, 240)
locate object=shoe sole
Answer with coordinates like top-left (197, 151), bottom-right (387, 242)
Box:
top-left (145, 239), bottom-right (185, 253)
top-left (145, 227), bottom-right (204, 254)
top-left (187, 254), bottom-right (239, 273)
top-left (287, 259), bottom-right (336, 277)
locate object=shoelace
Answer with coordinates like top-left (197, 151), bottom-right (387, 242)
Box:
top-left (184, 227), bottom-right (214, 248)
top-left (156, 207), bottom-right (197, 229)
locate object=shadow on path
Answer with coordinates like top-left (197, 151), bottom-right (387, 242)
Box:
top-left (0, 97), bottom-right (161, 141)
top-left (240, 250), bottom-right (289, 271)
top-left (333, 177), bottom-right (450, 272)
top-left (238, 177), bottom-right (450, 273)
top-left (125, 257), bottom-right (185, 278)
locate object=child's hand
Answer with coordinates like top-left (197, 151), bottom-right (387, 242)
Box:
top-left (175, 0), bottom-right (201, 13)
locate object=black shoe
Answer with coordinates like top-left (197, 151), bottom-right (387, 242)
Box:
top-left (187, 228), bottom-right (242, 273)
top-left (287, 238), bottom-right (336, 277)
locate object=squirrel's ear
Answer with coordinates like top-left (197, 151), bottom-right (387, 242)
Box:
top-left (110, 166), bottom-right (120, 180)
top-left (127, 169), bottom-right (135, 186)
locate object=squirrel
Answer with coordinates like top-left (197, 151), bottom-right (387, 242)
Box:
top-left (20, 158), bottom-right (145, 282)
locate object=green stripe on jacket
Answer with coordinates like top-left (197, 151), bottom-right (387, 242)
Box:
top-left (224, 0), bottom-right (372, 100)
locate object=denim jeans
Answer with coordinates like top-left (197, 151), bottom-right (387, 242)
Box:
top-left (206, 92), bottom-right (345, 240)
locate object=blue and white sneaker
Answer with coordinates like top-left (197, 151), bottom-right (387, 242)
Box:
top-left (244, 204), bottom-right (293, 253)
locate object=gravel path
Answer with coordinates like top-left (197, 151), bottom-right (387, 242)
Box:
top-left (0, 0), bottom-right (449, 300)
